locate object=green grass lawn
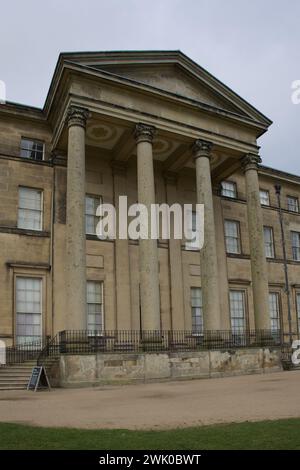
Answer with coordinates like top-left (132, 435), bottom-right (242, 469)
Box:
top-left (0, 419), bottom-right (300, 450)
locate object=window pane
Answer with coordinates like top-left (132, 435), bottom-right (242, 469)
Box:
top-left (191, 287), bottom-right (203, 333)
top-left (16, 277), bottom-right (42, 344)
top-left (291, 232), bottom-right (300, 261)
top-left (264, 227), bottom-right (274, 258)
top-left (229, 290), bottom-right (245, 332)
top-left (20, 138), bottom-right (44, 161)
top-left (85, 196), bottom-right (101, 234)
top-left (86, 281), bottom-right (103, 331)
top-left (18, 188), bottom-right (42, 230)
top-left (287, 197), bottom-right (299, 213)
top-left (260, 190), bottom-right (270, 206)
top-left (269, 293), bottom-right (280, 332)
top-left (186, 211), bottom-right (199, 250)
top-left (224, 220), bottom-right (240, 254)
top-left (221, 181), bottom-right (236, 198)
top-left (296, 294), bottom-right (300, 330)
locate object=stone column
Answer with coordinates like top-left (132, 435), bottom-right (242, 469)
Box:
top-left (164, 172), bottom-right (185, 330)
top-left (242, 154), bottom-right (270, 331)
top-left (192, 139), bottom-right (221, 331)
top-left (134, 123), bottom-right (161, 331)
top-left (112, 161), bottom-right (132, 330)
top-left (65, 106), bottom-right (89, 330)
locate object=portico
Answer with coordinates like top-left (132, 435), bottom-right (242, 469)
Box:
top-left (61, 81), bottom-right (271, 334)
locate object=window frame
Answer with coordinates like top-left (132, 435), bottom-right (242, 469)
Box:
top-left (268, 291), bottom-right (281, 334)
top-left (185, 209), bottom-right (200, 251)
top-left (20, 137), bottom-right (45, 161)
top-left (287, 195), bottom-right (299, 213)
top-left (18, 186), bottom-right (43, 231)
top-left (291, 231), bottom-right (300, 261)
top-left (229, 289), bottom-right (248, 333)
top-left (224, 219), bottom-right (241, 254)
top-left (15, 275), bottom-right (43, 346)
top-left (221, 181), bottom-right (237, 199)
top-left (259, 189), bottom-right (270, 206)
top-left (263, 226), bottom-right (275, 258)
top-left (85, 194), bottom-right (102, 236)
top-left (296, 292), bottom-right (300, 333)
top-left (86, 280), bottom-right (104, 333)
top-left (190, 287), bottom-right (203, 334)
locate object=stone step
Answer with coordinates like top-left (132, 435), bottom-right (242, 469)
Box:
top-left (0, 381), bottom-right (28, 387)
top-left (0, 360), bottom-right (37, 391)
top-left (0, 372), bottom-right (31, 378)
top-left (0, 366), bottom-right (34, 372)
top-left (3, 363), bottom-right (36, 368)
top-left (0, 377), bottom-right (29, 388)
top-left (0, 384), bottom-right (28, 391)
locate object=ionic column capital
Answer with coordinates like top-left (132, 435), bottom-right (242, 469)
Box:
top-left (134, 123), bottom-right (156, 144)
top-left (242, 153), bottom-right (262, 172)
top-left (66, 105), bottom-right (90, 129)
top-left (192, 139), bottom-right (213, 160)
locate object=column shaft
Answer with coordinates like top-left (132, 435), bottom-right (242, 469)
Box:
top-left (243, 154), bottom-right (270, 331)
top-left (193, 140), bottom-right (221, 331)
top-left (135, 124), bottom-right (160, 331)
top-left (65, 106), bottom-right (89, 330)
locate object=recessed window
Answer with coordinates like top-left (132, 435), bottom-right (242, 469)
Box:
top-left (18, 187), bottom-right (42, 231)
top-left (85, 195), bottom-right (102, 235)
top-left (16, 277), bottom-right (42, 345)
top-left (224, 220), bottom-right (241, 254)
top-left (291, 231), bottom-right (300, 261)
top-left (264, 226), bottom-right (275, 258)
top-left (269, 292), bottom-right (280, 333)
top-left (221, 181), bottom-right (237, 198)
top-left (86, 281), bottom-right (103, 332)
top-left (191, 287), bottom-right (203, 334)
top-left (260, 189), bottom-right (270, 206)
top-left (185, 210), bottom-right (199, 250)
top-left (20, 138), bottom-right (44, 161)
top-left (296, 293), bottom-right (300, 332)
top-left (287, 196), bottom-right (299, 213)
top-left (229, 290), bottom-right (246, 333)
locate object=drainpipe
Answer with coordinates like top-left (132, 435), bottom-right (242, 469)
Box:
top-left (274, 184), bottom-right (292, 344)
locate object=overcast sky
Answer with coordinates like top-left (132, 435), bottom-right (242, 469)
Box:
top-left (1, 0), bottom-right (299, 173)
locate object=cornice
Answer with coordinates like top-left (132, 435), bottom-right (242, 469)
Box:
top-left (259, 165), bottom-right (300, 186)
top-left (53, 50), bottom-right (272, 126)
top-left (57, 92), bottom-right (260, 156)
top-left (49, 61), bottom-right (269, 134)
top-left (0, 101), bottom-right (45, 122)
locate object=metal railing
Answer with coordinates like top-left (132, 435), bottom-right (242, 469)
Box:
top-left (35, 329), bottom-right (291, 363)
top-left (5, 339), bottom-right (44, 365)
top-left (37, 333), bottom-right (61, 367)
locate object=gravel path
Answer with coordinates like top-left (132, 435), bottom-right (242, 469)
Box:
top-left (0, 371), bottom-right (299, 430)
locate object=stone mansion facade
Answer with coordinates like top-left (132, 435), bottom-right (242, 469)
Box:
top-left (1, 50), bottom-right (300, 347)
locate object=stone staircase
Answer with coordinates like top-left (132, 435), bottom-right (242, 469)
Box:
top-left (0, 360), bottom-right (37, 391)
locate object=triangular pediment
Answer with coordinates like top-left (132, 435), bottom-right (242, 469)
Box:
top-left (92, 63), bottom-right (243, 114)
top-left (58, 50), bottom-right (271, 127)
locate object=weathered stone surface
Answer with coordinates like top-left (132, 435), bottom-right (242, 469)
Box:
top-left (56, 348), bottom-right (282, 387)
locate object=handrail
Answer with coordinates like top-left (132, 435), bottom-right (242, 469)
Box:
top-left (37, 332), bottom-right (61, 366)
top-left (5, 339), bottom-right (43, 365)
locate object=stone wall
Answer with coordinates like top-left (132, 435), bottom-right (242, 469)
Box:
top-left (50, 348), bottom-right (282, 388)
